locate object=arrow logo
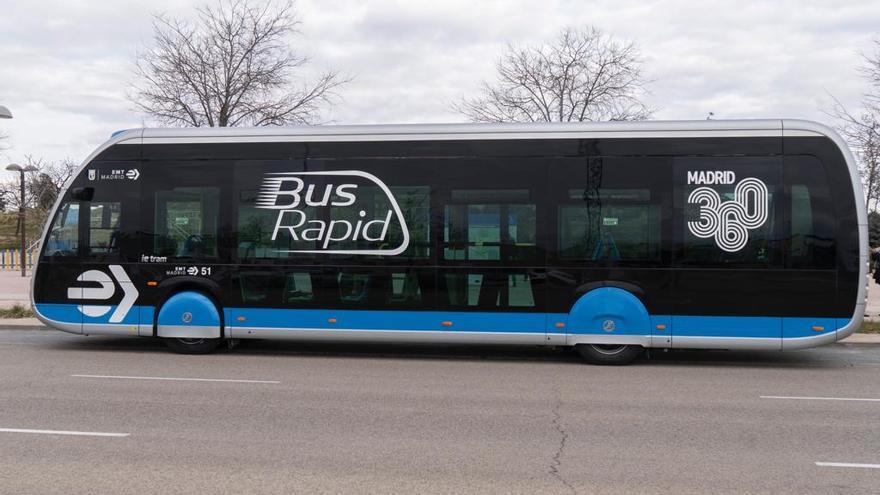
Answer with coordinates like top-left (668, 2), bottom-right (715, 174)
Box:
top-left (67, 265), bottom-right (139, 323)
top-left (125, 169), bottom-right (140, 180)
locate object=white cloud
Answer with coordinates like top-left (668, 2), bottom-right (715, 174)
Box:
top-left (0, 0), bottom-right (878, 167)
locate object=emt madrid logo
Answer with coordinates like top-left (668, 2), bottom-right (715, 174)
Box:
top-left (686, 171), bottom-right (768, 253)
top-left (67, 265), bottom-right (138, 322)
top-left (254, 170), bottom-right (410, 255)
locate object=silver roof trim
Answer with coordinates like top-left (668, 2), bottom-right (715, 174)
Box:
top-left (133, 119), bottom-right (787, 144)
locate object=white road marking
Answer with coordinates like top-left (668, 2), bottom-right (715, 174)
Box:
top-left (760, 395), bottom-right (880, 402)
top-left (71, 374), bottom-right (280, 384)
top-left (816, 462), bottom-right (880, 469)
top-left (0, 428), bottom-right (129, 438)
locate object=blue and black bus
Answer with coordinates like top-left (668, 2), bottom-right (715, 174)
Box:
top-left (31, 120), bottom-right (867, 364)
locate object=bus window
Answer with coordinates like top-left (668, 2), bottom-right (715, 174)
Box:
top-left (284, 272), bottom-right (315, 303)
top-left (443, 189), bottom-right (537, 262)
top-left (328, 186), bottom-right (430, 259)
top-left (153, 187), bottom-right (220, 258)
top-left (88, 202), bottom-right (121, 255)
top-left (559, 189), bottom-right (661, 261)
top-left (443, 272), bottom-right (537, 308)
top-left (786, 156), bottom-right (836, 269)
top-left (44, 202), bottom-right (80, 257)
top-left (334, 270), bottom-right (426, 307)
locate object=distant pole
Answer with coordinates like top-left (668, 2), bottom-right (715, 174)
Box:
top-left (6, 163), bottom-right (38, 277)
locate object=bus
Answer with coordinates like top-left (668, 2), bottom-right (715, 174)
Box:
top-left (31, 119), bottom-right (867, 364)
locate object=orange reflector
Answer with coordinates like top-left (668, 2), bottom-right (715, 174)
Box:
top-left (236, 316), bottom-right (246, 322)
top-left (555, 322), bottom-right (565, 329)
top-left (656, 324), bottom-right (666, 331)
top-left (147, 281), bottom-right (158, 287)
top-left (812, 325), bottom-right (824, 332)
top-left (328, 318), bottom-right (337, 324)
top-left (441, 321), bottom-right (453, 327)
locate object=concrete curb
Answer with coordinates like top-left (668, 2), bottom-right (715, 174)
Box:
top-left (0, 318), bottom-right (46, 330)
top-left (838, 333), bottom-right (880, 344)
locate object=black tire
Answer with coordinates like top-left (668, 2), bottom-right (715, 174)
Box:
top-left (575, 344), bottom-right (643, 365)
top-left (163, 337), bottom-right (222, 355)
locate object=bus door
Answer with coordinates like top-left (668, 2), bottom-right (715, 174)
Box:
top-left (548, 156), bottom-right (673, 344)
top-left (437, 164), bottom-right (546, 341)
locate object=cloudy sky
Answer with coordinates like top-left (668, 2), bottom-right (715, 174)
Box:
top-left (1, 0), bottom-right (879, 168)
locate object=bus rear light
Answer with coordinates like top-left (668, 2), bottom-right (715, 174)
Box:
top-left (655, 324), bottom-right (666, 331)
top-left (441, 321), bottom-right (453, 327)
top-left (146, 281), bottom-right (158, 287)
top-left (812, 325), bottom-right (824, 332)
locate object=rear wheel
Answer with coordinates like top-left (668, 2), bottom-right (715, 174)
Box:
top-left (163, 337), bottom-right (222, 355)
top-left (575, 344), bottom-right (643, 365)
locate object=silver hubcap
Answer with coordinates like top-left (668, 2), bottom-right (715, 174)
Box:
top-left (589, 344), bottom-right (628, 356)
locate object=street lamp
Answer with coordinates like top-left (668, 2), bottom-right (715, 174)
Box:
top-left (6, 163), bottom-right (38, 277)
top-left (0, 105), bottom-right (12, 119)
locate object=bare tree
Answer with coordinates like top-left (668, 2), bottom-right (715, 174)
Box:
top-left (2, 156), bottom-right (77, 207)
top-left (454, 27), bottom-right (652, 123)
top-left (828, 40), bottom-right (880, 211)
top-left (0, 156), bottom-right (77, 237)
top-left (131, 0), bottom-right (348, 127)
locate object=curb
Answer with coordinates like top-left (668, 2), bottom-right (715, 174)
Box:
top-left (0, 318), bottom-right (46, 330)
top-left (0, 326), bottom-right (46, 330)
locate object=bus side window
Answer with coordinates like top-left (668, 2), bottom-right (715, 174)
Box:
top-left (443, 189), bottom-right (537, 262)
top-left (785, 156), bottom-right (835, 269)
top-left (88, 202), bottom-right (121, 255)
top-left (45, 202), bottom-right (80, 257)
top-left (442, 272), bottom-right (537, 308)
top-left (153, 187), bottom-right (220, 258)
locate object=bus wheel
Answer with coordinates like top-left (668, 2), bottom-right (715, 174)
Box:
top-left (575, 344), bottom-right (643, 365)
top-left (163, 337), bottom-right (222, 354)
top-left (157, 291), bottom-right (223, 355)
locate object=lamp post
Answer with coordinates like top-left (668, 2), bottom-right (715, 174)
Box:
top-left (0, 105), bottom-right (12, 119)
top-left (6, 163), bottom-right (38, 277)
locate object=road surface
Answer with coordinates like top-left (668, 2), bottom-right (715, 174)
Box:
top-left (1, 327), bottom-right (879, 494)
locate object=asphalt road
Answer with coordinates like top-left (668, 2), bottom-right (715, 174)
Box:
top-left (1, 327), bottom-right (879, 494)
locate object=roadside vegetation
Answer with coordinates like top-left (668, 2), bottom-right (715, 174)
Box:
top-left (0, 304), bottom-right (34, 319)
top-left (860, 320), bottom-right (880, 334)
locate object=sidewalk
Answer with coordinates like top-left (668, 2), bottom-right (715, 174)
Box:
top-left (0, 270), bottom-right (31, 309)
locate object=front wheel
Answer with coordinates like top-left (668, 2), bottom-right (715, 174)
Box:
top-left (575, 344), bottom-right (643, 365)
top-left (163, 337), bottom-right (222, 355)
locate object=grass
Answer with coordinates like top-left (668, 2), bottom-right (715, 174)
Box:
top-left (0, 304), bottom-right (34, 319)
top-left (859, 321), bottom-right (880, 334)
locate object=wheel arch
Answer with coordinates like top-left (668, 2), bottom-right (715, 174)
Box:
top-left (152, 278), bottom-right (226, 338)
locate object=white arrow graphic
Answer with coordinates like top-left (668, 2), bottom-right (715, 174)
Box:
top-left (126, 169), bottom-right (140, 180)
top-left (108, 265), bottom-right (138, 323)
top-left (68, 270), bottom-right (115, 318)
top-left (68, 270), bottom-right (115, 300)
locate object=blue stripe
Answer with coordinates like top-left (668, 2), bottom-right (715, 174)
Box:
top-left (225, 308), bottom-right (548, 333)
top-left (36, 303), bottom-right (141, 326)
top-left (672, 316), bottom-right (781, 339)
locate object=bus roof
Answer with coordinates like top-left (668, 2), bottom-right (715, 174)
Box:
top-left (113, 119), bottom-right (809, 145)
